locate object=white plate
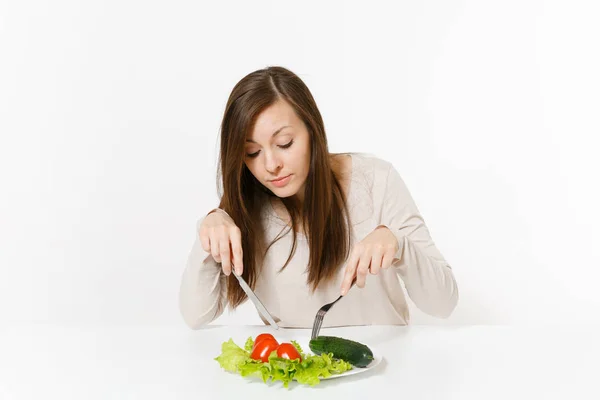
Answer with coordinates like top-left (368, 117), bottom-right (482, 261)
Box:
top-left (318, 349), bottom-right (382, 380)
top-left (295, 344), bottom-right (382, 381)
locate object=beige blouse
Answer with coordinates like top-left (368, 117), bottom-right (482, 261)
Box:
top-left (179, 153), bottom-right (458, 329)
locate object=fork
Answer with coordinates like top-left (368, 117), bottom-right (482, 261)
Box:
top-left (310, 277), bottom-right (357, 339)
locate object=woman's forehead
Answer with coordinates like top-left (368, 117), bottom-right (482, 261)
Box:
top-left (248, 101), bottom-right (300, 142)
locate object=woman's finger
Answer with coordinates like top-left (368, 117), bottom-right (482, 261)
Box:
top-left (229, 227), bottom-right (244, 275)
top-left (381, 248), bottom-right (395, 270)
top-left (355, 250), bottom-right (371, 288)
top-left (341, 247), bottom-right (360, 295)
top-left (370, 247), bottom-right (384, 275)
top-left (199, 228), bottom-right (211, 253)
top-left (210, 231), bottom-right (221, 263)
top-left (219, 238), bottom-right (232, 276)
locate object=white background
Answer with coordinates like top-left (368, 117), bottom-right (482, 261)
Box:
top-left (1, 0), bottom-right (599, 329)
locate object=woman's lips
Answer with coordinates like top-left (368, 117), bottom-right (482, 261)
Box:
top-left (270, 174), bottom-right (292, 188)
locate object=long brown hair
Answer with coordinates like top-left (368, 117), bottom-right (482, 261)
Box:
top-left (217, 66), bottom-right (351, 309)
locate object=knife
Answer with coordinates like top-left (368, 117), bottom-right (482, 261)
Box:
top-left (232, 269), bottom-right (279, 329)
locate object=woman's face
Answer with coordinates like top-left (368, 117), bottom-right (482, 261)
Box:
top-left (244, 99), bottom-right (311, 202)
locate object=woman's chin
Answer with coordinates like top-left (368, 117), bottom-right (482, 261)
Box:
top-left (270, 188), bottom-right (297, 198)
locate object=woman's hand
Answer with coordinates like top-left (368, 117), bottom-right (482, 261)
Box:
top-left (198, 209), bottom-right (243, 276)
top-left (340, 226), bottom-right (399, 295)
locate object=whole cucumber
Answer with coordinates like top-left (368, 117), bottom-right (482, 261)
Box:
top-left (309, 336), bottom-right (374, 368)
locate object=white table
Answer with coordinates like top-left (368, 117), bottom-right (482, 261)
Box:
top-left (1, 323), bottom-right (598, 399)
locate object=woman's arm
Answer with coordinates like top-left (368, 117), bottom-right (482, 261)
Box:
top-left (178, 217), bottom-right (228, 329)
top-left (379, 163), bottom-right (459, 318)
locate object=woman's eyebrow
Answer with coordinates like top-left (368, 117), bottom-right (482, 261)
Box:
top-left (246, 125), bottom-right (291, 143)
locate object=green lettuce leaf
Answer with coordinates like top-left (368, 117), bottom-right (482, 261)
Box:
top-left (214, 337), bottom-right (353, 388)
top-left (239, 359), bottom-right (272, 382)
top-left (214, 338), bottom-right (252, 373)
top-left (291, 340), bottom-right (305, 358)
top-left (244, 336), bottom-right (254, 352)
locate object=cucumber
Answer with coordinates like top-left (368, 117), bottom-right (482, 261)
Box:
top-left (309, 336), bottom-right (374, 368)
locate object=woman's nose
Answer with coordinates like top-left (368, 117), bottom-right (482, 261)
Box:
top-left (264, 152), bottom-right (282, 173)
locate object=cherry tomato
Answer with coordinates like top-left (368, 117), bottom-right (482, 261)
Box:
top-left (276, 343), bottom-right (302, 361)
top-left (254, 333), bottom-right (277, 347)
top-left (250, 338), bottom-right (279, 363)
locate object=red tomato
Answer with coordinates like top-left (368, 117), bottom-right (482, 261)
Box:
top-left (254, 333), bottom-right (277, 347)
top-left (276, 343), bottom-right (302, 361)
top-left (250, 338), bottom-right (279, 363)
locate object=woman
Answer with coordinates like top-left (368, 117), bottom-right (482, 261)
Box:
top-left (179, 66), bottom-right (458, 329)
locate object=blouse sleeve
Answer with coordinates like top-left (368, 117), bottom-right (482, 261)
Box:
top-left (178, 217), bottom-right (228, 329)
top-left (379, 163), bottom-right (459, 318)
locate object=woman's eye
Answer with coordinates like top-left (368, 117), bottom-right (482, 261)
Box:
top-left (246, 140), bottom-right (292, 157)
top-left (278, 140), bottom-right (294, 149)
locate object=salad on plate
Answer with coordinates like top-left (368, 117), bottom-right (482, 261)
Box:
top-left (215, 333), bottom-right (376, 387)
